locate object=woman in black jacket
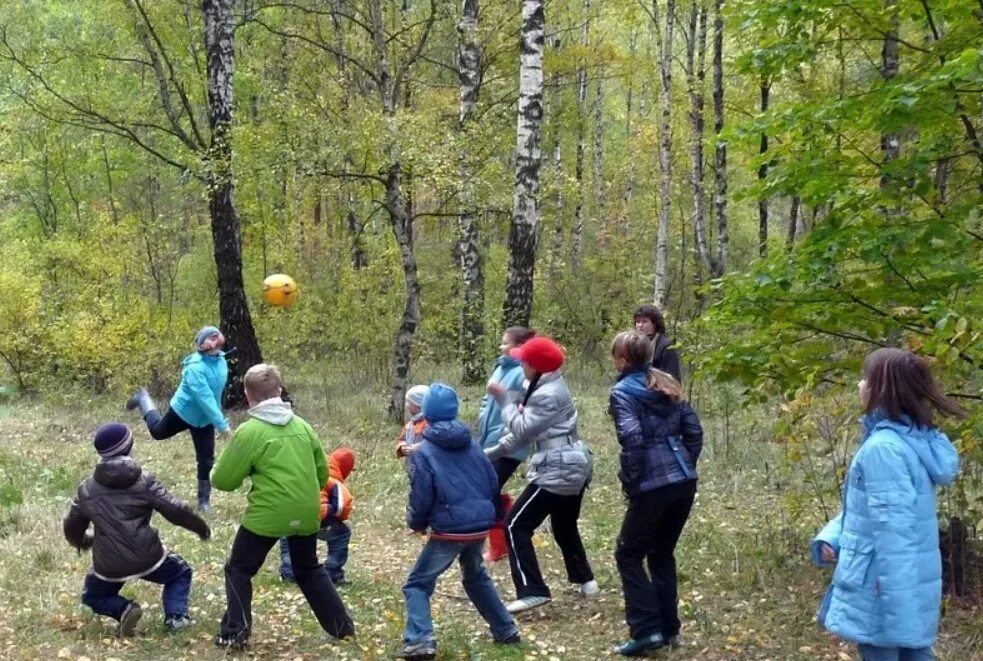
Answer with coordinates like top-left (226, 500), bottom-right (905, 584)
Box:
top-left (632, 305), bottom-right (681, 383)
top-left (608, 331), bottom-right (702, 657)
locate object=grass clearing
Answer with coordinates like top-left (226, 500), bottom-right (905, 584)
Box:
top-left (0, 369), bottom-right (979, 660)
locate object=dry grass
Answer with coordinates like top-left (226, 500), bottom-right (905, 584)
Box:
top-left (0, 372), bottom-right (978, 661)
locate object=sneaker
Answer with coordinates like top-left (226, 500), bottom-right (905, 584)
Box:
top-left (495, 632), bottom-right (522, 645)
top-left (505, 595), bottom-right (551, 614)
top-left (329, 574), bottom-right (348, 586)
top-left (164, 615), bottom-right (193, 632)
top-left (615, 633), bottom-right (665, 657)
top-left (214, 630), bottom-right (250, 650)
top-left (116, 602), bottom-right (142, 638)
top-left (394, 641), bottom-right (437, 660)
top-left (124, 387), bottom-right (148, 411)
top-left (577, 579), bottom-right (600, 597)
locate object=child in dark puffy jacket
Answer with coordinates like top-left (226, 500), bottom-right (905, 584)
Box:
top-left (608, 331), bottom-right (703, 657)
top-left (63, 423), bottom-right (211, 637)
top-left (396, 383), bottom-right (520, 661)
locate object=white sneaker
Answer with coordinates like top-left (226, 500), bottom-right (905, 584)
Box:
top-left (506, 596), bottom-right (551, 614)
top-left (578, 580), bottom-right (600, 597)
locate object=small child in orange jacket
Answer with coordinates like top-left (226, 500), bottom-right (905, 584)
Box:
top-left (280, 448), bottom-right (355, 585)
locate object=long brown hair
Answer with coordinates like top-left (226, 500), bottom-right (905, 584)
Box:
top-left (611, 330), bottom-right (683, 402)
top-left (504, 326), bottom-right (536, 346)
top-left (862, 348), bottom-right (964, 426)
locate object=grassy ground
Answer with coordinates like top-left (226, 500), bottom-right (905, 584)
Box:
top-left (0, 367), bottom-right (979, 660)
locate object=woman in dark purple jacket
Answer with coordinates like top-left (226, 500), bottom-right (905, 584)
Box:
top-left (608, 331), bottom-right (702, 657)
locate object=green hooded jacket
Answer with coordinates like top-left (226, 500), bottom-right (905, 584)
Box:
top-left (211, 398), bottom-right (327, 537)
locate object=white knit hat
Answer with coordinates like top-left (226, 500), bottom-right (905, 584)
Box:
top-left (405, 385), bottom-right (429, 407)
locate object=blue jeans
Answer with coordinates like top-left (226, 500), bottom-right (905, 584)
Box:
top-left (402, 538), bottom-right (517, 645)
top-left (858, 645), bottom-right (934, 661)
top-left (81, 553), bottom-right (192, 620)
top-left (279, 519), bottom-right (351, 582)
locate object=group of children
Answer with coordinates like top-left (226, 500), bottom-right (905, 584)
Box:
top-left (63, 311), bottom-right (964, 661)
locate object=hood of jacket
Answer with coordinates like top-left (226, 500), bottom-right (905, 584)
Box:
top-left (497, 354), bottom-right (520, 371)
top-left (423, 420), bottom-right (472, 451)
top-left (93, 457), bottom-right (143, 489)
top-left (614, 369), bottom-right (678, 412)
top-left (248, 397), bottom-right (294, 426)
top-left (862, 413), bottom-right (960, 486)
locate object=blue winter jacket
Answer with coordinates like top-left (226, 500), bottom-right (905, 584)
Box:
top-left (169, 352), bottom-right (229, 432)
top-left (610, 369), bottom-right (703, 497)
top-left (475, 356), bottom-right (530, 462)
top-left (811, 414), bottom-right (959, 649)
top-left (407, 420), bottom-right (500, 535)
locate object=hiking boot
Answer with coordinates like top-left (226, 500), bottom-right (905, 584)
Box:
top-left (214, 630), bottom-right (250, 650)
top-left (116, 602), bottom-right (142, 638)
top-left (164, 615), bottom-right (193, 632)
top-left (505, 595), bottom-right (551, 614)
top-left (125, 387), bottom-right (156, 417)
top-left (394, 641), bottom-right (436, 660)
top-left (197, 479), bottom-right (212, 514)
top-left (495, 632), bottom-right (522, 645)
top-left (616, 633), bottom-right (665, 657)
top-left (577, 579), bottom-right (600, 597)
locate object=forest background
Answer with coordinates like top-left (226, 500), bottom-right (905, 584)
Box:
top-left (0, 0), bottom-right (982, 659)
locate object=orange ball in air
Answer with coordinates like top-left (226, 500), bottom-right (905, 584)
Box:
top-left (262, 274), bottom-right (299, 307)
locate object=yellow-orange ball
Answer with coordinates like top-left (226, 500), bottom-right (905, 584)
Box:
top-left (262, 274), bottom-right (299, 307)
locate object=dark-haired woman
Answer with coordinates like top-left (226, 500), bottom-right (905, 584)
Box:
top-left (812, 348), bottom-right (963, 661)
top-left (608, 331), bottom-right (703, 656)
top-left (476, 327), bottom-right (536, 563)
top-left (632, 305), bottom-right (681, 383)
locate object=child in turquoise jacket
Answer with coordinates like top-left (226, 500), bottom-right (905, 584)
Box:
top-left (126, 325), bottom-right (229, 512)
top-left (812, 348), bottom-right (962, 661)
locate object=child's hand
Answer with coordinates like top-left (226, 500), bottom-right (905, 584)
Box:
top-left (819, 542), bottom-right (837, 563)
top-left (486, 382), bottom-right (506, 398)
top-left (218, 429), bottom-right (232, 442)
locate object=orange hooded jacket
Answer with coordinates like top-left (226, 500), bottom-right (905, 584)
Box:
top-left (321, 448), bottom-right (355, 522)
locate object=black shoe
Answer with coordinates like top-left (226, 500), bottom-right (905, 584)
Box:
top-left (215, 630), bottom-right (250, 650)
top-left (164, 615), bottom-right (193, 632)
top-left (616, 633), bottom-right (665, 657)
top-left (330, 574), bottom-right (349, 586)
top-left (395, 641), bottom-right (436, 660)
top-left (665, 634), bottom-right (682, 649)
top-left (495, 632), bottom-right (522, 645)
top-left (116, 602), bottom-right (142, 638)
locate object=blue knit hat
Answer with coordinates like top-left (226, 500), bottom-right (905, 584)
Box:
top-left (93, 423), bottom-right (134, 458)
top-left (195, 325), bottom-right (221, 351)
top-left (422, 382), bottom-right (459, 422)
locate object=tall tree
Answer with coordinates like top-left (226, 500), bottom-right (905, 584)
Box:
top-left (571, 0), bottom-right (589, 267)
top-left (757, 76), bottom-right (770, 257)
top-left (457, 0), bottom-right (485, 384)
top-left (880, 0), bottom-right (900, 191)
top-left (652, 0), bottom-right (676, 307)
top-left (686, 2), bottom-right (716, 277)
top-left (503, 0), bottom-right (545, 327)
top-left (710, 0), bottom-right (727, 273)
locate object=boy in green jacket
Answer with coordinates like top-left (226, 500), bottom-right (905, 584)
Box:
top-left (211, 364), bottom-right (354, 649)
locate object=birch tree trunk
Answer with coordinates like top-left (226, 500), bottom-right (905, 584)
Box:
top-left (757, 77), bottom-right (770, 257)
top-left (687, 3), bottom-right (716, 277)
top-left (203, 0), bottom-right (263, 407)
top-left (653, 0), bottom-right (676, 307)
top-left (880, 0), bottom-right (900, 190)
top-left (592, 74), bottom-right (606, 237)
top-left (457, 0), bottom-right (485, 384)
top-left (786, 196), bottom-right (801, 248)
top-left (711, 0), bottom-right (727, 273)
top-left (571, 0), bottom-right (589, 267)
top-left (503, 0), bottom-right (544, 328)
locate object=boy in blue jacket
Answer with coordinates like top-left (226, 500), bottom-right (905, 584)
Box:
top-left (397, 383), bottom-right (520, 661)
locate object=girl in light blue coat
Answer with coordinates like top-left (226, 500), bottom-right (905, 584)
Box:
top-left (812, 348), bottom-right (963, 661)
top-left (125, 326), bottom-right (230, 512)
top-left (476, 327), bottom-right (535, 563)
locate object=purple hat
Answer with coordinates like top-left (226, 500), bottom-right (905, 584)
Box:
top-left (93, 423), bottom-right (134, 458)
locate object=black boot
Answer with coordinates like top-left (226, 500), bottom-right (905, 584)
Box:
top-left (125, 387), bottom-right (157, 417)
top-left (197, 479), bottom-right (212, 514)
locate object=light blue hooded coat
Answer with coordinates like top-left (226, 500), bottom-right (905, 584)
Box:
top-left (811, 414), bottom-right (959, 649)
top-left (475, 355), bottom-right (529, 462)
top-left (169, 352), bottom-right (229, 432)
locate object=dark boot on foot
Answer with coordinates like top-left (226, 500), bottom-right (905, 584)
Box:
top-left (616, 633), bottom-right (665, 657)
top-left (125, 387), bottom-right (157, 417)
top-left (116, 602), bottom-right (142, 638)
top-left (197, 479), bottom-right (212, 514)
